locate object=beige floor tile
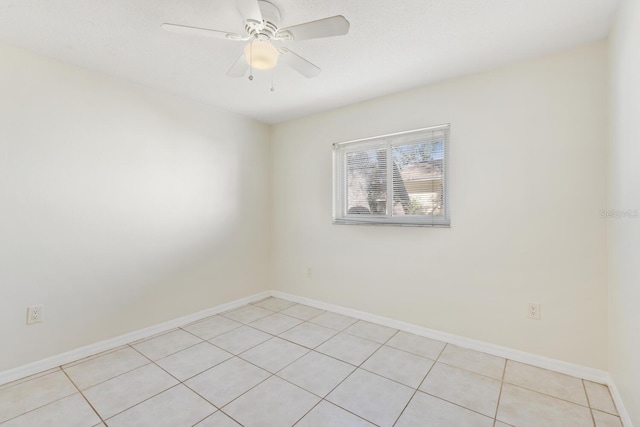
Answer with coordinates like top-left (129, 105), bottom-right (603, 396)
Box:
top-left (327, 369), bottom-right (414, 427)
top-left (195, 411), bottom-right (241, 426)
top-left (585, 381), bottom-right (618, 414)
top-left (63, 346), bottom-right (148, 390)
top-left (185, 357), bottom-right (270, 407)
top-left (495, 422), bottom-right (514, 427)
top-left (296, 401), bottom-right (375, 427)
top-left (280, 304), bottom-right (325, 321)
top-left (0, 369), bottom-right (77, 423)
top-left (83, 364), bottom-right (178, 419)
top-left (155, 341), bottom-right (232, 381)
top-left (277, 351), bottom-right (355, 397)
top-left (131, 329), bottom-right (201, 361)
top-left (420, 362), bottom-right (501, 417)
top-left (316, 333), bottom-right (381, 366)
top-left (182, 315), bottom-right (242, 340)
top-left (240, 337), bottom-right (308, 373)
top-left (106, 384), bottom-right (215, 427)
top-left (344, 321), bottom-right (398, 344)
top-left (395, 392), bottom-right (494, 427)
top-left (386, 331), bottom-right (446, 360)
top-left (222, 305), bottom-right (274, 324)
top-left (309, 312), bottom-right (358, 331)
top-left (362, 346), bottom-right (434, 388)
top-left (592, 409), bottom-right (623, 427)
top-left (439, 345), bottom-right (505, 379)
top-left (209, 325), bottom-right (271, 354)
top-left (252, 297), bottom-right (296, 311)
top-left (224, 376), bottom-right (319, 427)
top-left (497, 384), bottom-right (593, 427)
top-left (248, 312), bottom-right (303, 335)
top-left (279, 322), bottom-right (338, 349)
top-left (1, 393), bottom-right (100, 427)
top-left (503, 360), bottom-right (588, 406)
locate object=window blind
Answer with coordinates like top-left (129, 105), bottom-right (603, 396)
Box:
top-left (333, 124), bottom-right (450, 226)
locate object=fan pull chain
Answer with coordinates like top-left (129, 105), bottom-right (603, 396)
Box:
top-left (248, 41), bottom-right (254, 81)
top-left (270, 69), bottom-right (275, 92)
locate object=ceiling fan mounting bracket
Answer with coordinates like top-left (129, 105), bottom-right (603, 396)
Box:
top-left (244, 1), bottom-right (281, 39)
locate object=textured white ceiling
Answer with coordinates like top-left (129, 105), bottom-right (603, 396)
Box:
top-left (0, 0), bottom-right (619, 123)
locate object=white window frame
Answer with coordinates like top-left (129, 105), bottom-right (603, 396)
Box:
top-left (332, 124), bottom-right (450, 227)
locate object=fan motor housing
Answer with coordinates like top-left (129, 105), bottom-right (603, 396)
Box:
top-left (245, 1), bottom-right (281, 38)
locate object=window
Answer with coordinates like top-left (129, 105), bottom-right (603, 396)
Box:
top-left (333, 124), bottom-right (450, 226)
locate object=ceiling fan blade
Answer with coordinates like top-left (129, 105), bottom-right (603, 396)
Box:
top-left (278, 47), bottom-right (321, 78)
top-left (227, 53), bottom-right (249, 77)
top-left (276, 15), bottom-right (350, 41)
top-left (236, 0), bottom-right (263, 25)
top-left (161, 23), bottom-right (249, 41)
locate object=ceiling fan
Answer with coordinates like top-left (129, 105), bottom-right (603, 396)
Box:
top-left (161, 0), bottom-right (350, 79)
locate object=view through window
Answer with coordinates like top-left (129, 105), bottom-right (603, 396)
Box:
top-left (333, 125), bottom-right (450, 226)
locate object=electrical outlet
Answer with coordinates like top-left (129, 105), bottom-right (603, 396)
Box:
top-left (527, 303), bottom-right (541, 320)
top-left (27, 305), bottom-right (44, 325)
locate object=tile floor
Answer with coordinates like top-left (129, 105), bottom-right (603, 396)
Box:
top-left (0, 297), bottom-right (623, 427)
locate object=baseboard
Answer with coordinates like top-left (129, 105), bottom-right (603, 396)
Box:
top-left (0, 291), bottom-right (270, 387)
top-left (607, 375), bottom-right (635, 427)
top-left (271, 290), bottom-right (633, 427)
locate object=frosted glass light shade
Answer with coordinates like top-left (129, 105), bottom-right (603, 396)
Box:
top-left (244, 41), bottom-right (279, 70)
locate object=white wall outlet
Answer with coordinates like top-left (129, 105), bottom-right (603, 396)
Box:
top-left (527, 302), bottom-right (541, 320)
top-left (27, 305), bottom-right (44, 324)
top-left (306, 267), bottom-right (313, 278)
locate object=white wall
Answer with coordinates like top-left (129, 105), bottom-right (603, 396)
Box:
top-left (0, 44), bottom-right (270, 371)
top-left (609, 0), bottom-right (640, 422)
top-left (271, 42), bottom-right (609, 369)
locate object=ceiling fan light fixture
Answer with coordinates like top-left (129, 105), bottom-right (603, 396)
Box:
top-left (244, 40), bottom-right (278, 70)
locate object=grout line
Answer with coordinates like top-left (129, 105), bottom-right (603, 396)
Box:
top-left (60, 368), bottom-right (106, 425)
top-left (279, 305), bottom-right (327, 322)
top-left (500, 380), bottom-right (594, 409)
top-left (180, 319), bottom-right (244, 341)
top-left (208, 328), bottom-right (273, 355)
top-left (277, 323), bottom-right (341, 351)
top-left (102, 382), bottom-right (184, 422)
top-left (0, 367), bottom-right (62, 392)
top-left (582, 379), bottom-right (621, 417)
top-left (213, 372), bottom-right (274, 411)
top-left (492, 358), bottom-right (507, 426)
top-left (417, 390), bottom-right (497, 421)
top-left (128, 327), bottom-right (182, 346)
top-left (215, 408), bottom-right (247, 427)
top-left (60, 345), bottom-right (129, 370)
top-left (0, 389), bottom-right (78, 425)
top-left (391, 340), bottom-right (447, 426)
top-left (189, 411), bottom-right (216, 427)
top-left (583, 379), bottom-right (598, 427)
top-left (131, 331), bottom-right (205, 360)
top-left (296, 398), bottom-right (379, 427)
top-left (307, 328), bottom-right (401, 426)
top-left (291, 399), bottom-right (324, 427)
top-left (238, 340), bottom-right (312, 376)
top-left (247, 315), bottom-right (306, 337)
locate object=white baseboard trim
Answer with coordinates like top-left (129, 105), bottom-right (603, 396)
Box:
top-left (0, 291), bottom-right (270, 387)
top-left (270, 290), bottom-right (633, 427)
top-left (607, 375), bottom-right (634, 427)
